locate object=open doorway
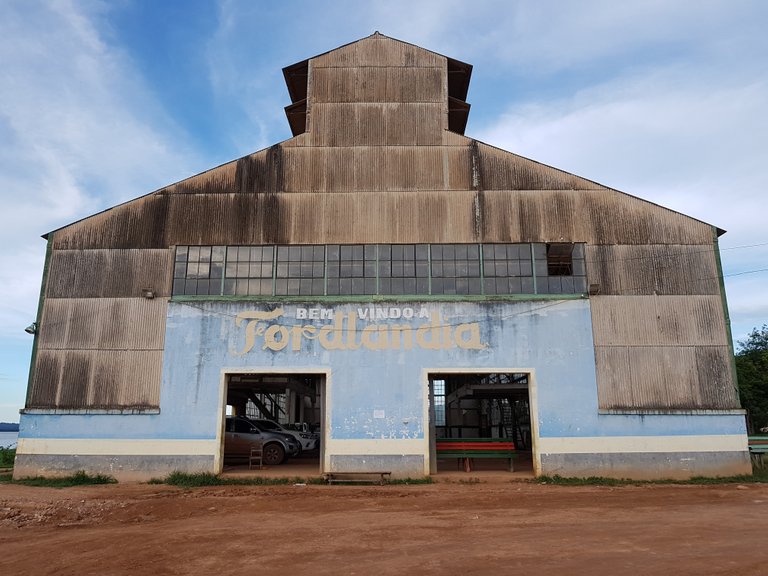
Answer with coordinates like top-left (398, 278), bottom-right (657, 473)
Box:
top-left (428, 372), bottom-right (535, 475)
top-left (220, 372), bottom-right (326, 475)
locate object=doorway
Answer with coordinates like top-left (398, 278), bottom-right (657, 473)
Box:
top-left (218, 370), bottom-right (327, 475)
top-left (427, 371), bottom-right (537, 475)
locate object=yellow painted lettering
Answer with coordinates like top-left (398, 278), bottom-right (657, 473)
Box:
top-left (263, 325), bottom-right (290, 351)
top-left (361, 325), bottom-right (390, 350)
top-left (455, 323), bottom-right (485, 349)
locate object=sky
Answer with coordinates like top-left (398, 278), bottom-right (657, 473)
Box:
top-left (1, 0), bottom-right (767, 422)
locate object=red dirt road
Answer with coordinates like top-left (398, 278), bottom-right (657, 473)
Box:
top-left (1, 480), bottom-right (767, 576)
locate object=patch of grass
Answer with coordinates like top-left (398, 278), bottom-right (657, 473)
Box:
top-left (12, 470), bottom-right (117, 488)
top-left (535, 469), bottom-right (768, 486)
top-left (152, 472), bottom-right (434, 487)
top-left (156, 471), bottom-right (324, 487)
top-left (388, 477), bottom-right (433, 485)
top-left (0, 447), bottom-right (15, 468)
top-left (0, 472), bottom-right (13, 484)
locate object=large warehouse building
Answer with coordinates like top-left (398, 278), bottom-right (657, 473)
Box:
top-left (15, 33), bottom-right (751, 481)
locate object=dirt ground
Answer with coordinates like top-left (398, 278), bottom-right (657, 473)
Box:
top-left (1, 479), bottom-right (767, 576)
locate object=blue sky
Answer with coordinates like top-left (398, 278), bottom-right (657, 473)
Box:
top-left (1, 0), bottom-right (767, 422)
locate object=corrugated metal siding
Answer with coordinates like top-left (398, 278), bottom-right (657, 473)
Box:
top-left (38, 298), bottom-right (167, 350)
top-left (595, 344), bottom-right (738, 410)
top-left (51, 194), bottom-right (170, 250)
top-left (270, 191), bottom-right (478, 245)
top-left (161, 161), bottom-right (238, 194)
top-left (282, 146), bottom-right (470, 192)
top-left (481, 190), bottom-right (713, 245)
top-left (695, 346), bottom-right (738, 407)
top-left (123, 191), bottom-right (480, 246)
top-left (311, 67), bottom-right (444, 103)
top-left (27, 349), bottom-right (162, 409)
top-left (593, 294), bottom-right (736, 409)
top-left (312, 35), bottom-right (444, 68)
top-left (591, 295), bottom-right (727, 346)
top-left (443, 130), bottom-right (470, 146)
top-left (50, 188), bottom-right (716, 249)
top-left (309, 103), bottom-right (445, 146)
top-left (477, 143), bottom-right (606, 191)
top-left (46, 249), bottom-right (171, 298)
top-left (586, 245), bottom-right (720, 295)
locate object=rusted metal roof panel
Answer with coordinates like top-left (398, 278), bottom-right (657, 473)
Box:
top-left (595, 344), bottom-right (738, 410)
top-left (46, 249), bottom-right (171, 298)
top-left (38, 297), bottom-right (167, 351)
top-left (591, 295), bottom-right (727, 347)
top-left (586, 245), bottom-right (720, 295)
top-left (312, 34), bottom-right (445, 68)
top-left (28, 350), bottom-right (162, 409)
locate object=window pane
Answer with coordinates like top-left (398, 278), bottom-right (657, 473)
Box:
top-left (174, 262), bottom-right (187, 278)
top-left (521, 277), bottom-right (534, 293)
top-left (211, 246), bottom-right (225, 261)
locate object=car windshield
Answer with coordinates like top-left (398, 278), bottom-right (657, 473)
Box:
top-left (256, 420), bottom-right (281, 431)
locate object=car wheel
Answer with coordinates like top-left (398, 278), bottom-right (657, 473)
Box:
top-left (263, 442), bottom-right (285, 465)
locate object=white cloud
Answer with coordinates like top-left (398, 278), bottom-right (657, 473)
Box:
top-left (0, 1), bottom-right (201, 419)
top-left (473, 61), bottom-right (768, 246)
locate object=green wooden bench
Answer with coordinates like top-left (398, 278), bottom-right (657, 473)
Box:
top-left (748, 436), bottom-right (768, 468)
top-left (436, 438), bottom-right (516, 472)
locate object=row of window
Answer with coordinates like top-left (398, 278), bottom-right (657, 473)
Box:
top-left (173, 243), bottom-right (587, 296)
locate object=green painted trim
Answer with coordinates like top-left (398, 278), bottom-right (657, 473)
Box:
top-left (478, 243), bottom-right (485, 295)
top-left (171, 293), bottom-right (587, 304)
top-left (26, 236), bottom-right (53, 406)
top-left (713, 230), bottom-right (740, 397)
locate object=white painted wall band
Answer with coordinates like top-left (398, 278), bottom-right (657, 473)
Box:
top-left (537, 434), bottom-right (749, 455)
top-left (17, 438), bottom-right (219, 456)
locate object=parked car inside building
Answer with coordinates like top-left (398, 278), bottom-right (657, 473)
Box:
top-left (224, 416), bottom-right (301, 465)
top-left (250, 419), bottom-right (320, 451)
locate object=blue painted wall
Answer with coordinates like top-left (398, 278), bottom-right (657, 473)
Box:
top-left (19, 298), bottom-right (746, 445)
